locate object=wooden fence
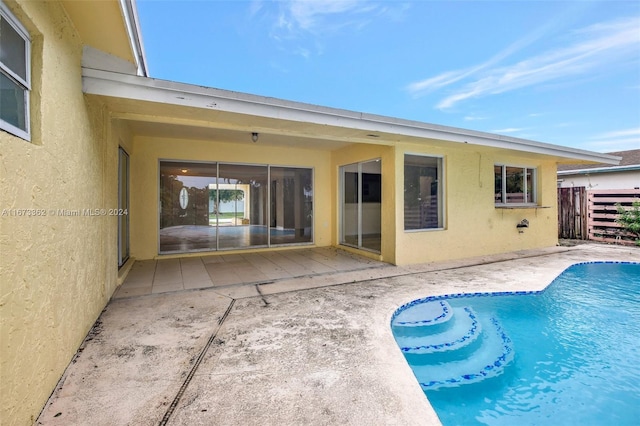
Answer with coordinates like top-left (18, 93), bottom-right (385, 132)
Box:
top-left (587, 189), bottom-right (640, 245)
top-left (558, 188), bottom-right (640, 245)
top-left (557, 187), bottom-right (587, 239)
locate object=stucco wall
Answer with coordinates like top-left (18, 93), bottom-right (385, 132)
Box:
top-left (129, 136), bottom-right (333, 260)
top-left (0, 2), bottom-right (128, 424)
top-left (124, 132), bottom-right (560, 266)
top-left (394, 142), bottom-right (559, 265)
top-left (328, 141), bottom-right (560, 265)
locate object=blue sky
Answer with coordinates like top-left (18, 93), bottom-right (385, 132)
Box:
top-left (136, 1), bottom-right (640, 153)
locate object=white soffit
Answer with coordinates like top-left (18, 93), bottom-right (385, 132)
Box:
top-left (82, 68), bottom-right (620, 165)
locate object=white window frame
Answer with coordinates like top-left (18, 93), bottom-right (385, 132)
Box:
top-left (404, 153), bottom-right (445, 231)
top-left (494, 164), bottom-right (537, 206)
top-left (0, 0), bottom-right (31, 141)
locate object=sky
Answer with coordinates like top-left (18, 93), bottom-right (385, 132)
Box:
top-left (136, 0), bottom-right (640, 153)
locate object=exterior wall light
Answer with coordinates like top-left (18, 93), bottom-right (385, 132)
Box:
top-left (251, 132), bottom-right (259, 143)
top-left (517, 219), bottom-right (529, 233)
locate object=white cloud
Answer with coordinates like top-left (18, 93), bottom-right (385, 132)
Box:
top-left (406, 14), bottom-right (561, 98)
top-left (264, 0), bottom-right (404, 58)
top-left (592, 128), bottom-right (640, 139)
top-left (407, 16), bottom-right (640, 110)
top-left (273, 0), bottom-right (387, 36)
top-left (586, 127), bottom-right (640, 151)
top-left (491, 128), bottom-right (527, 134)
top-left (406, 71), bottom-right (468, 94)
top-left (583, 138), bottom-right (640, 152)
top-left (464, 114), bottom-right (489, 121)
top-left (286, 0), bottom-right (363, 30)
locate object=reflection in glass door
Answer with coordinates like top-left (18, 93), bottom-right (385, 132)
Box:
top-left (159, 161), bottom-right (218, 253)
top-left (217, 164), bottom-right (268, 250)
top-left (341, 163), bottom-right (359, 247)
top-left (340, 159), bottom-right (381, 252)
top-left (270, 167), bottom-right (313, 245)
top-left (159, 161), bottom-right (313, 253)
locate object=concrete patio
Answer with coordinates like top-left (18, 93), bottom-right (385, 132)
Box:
top-left (113, 247), bottom-right (393, 299)
top-left (36, 243), bottom-right (638, 425)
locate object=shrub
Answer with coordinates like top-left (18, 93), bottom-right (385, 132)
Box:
top-left (616, 200), bottom-right (640, 246)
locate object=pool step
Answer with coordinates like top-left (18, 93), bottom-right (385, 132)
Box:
top-left (394, 307), bottom-right (481, 354)
top-left (392, 299), bottom-right (515, 390)
top-left (409, 316), bottom-right (514, 389)
top-left (391, 300), bottom-right (453, 328)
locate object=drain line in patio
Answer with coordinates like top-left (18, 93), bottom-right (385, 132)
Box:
top-left (159, 299), bottom-right (236, 426)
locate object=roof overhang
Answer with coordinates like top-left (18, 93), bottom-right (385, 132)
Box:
top-left (62, 0), bottom-right (147, 76)
top-left (558, 165), bottom-right (640, 176)
top-left (82, 68), bottom-right (620, 164)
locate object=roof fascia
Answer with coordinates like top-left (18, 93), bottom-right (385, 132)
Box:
top-left (82, 68), bottom-right (620, 165)
top-left (558, 165), bottom-right (640, 175)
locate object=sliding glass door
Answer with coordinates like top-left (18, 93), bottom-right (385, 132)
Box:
top-left (117, 147), bottom-right (130, 267)
top-left (217, 164), bottom-right (268, 250)
top-left (159, 160), bottom-right (313, 253)
top-left (340, 159), bottom-right (381, 253)
top-left (160, 161), bottom-right (217, 253)
top-left (270, 167), bottom-right (313, 245)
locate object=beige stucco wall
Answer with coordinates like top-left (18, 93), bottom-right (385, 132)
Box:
top-left (129, 136), bottom-right (333, 260)
top-left (0, 1), bottom-right (130, 424)
top-left (394, 141), bottom-right (559, 265)
top-left (327, 140), bottom-right (559, 266)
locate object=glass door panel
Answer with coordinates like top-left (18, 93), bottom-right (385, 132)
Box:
top-left (340, 160), bottom-right (381, 253)
top-left (217, 164), bottom-right (268, 250)
top-left (159, 161), bottom-right (313, 254)
top-left (269, 167), bottom-right (313, 245)
top-left (159, 161), bottom-right (217, 253)
top-left (341, 163), bottom-right (359, 247)
top-left (117, 147), bottom-right (129, 267)
top-left (361, 160), bottom-right (382, 252)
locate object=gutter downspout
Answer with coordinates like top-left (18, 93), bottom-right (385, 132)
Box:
top-left (119, 0), bottom-right (148, 77)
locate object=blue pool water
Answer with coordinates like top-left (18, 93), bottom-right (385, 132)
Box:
top-left (391, 262), bottom-right (640, 425)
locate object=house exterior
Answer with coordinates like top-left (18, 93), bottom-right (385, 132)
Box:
top-left (557, 149), bottom-right (640, 190)
top-left (0, 0), bottom-right (620, 424)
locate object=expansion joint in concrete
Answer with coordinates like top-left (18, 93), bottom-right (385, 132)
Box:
top-left (159, 299), bottom-right (236, 425)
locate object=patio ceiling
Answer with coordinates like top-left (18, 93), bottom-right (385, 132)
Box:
top-left (95, 95), bottom-right (395, 151)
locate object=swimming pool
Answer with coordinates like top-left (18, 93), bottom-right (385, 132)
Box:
top-left (391, 262), bottom-right (640, 425)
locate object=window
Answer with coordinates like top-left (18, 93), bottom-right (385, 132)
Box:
top-left (404, 154), bottom-right (443, 230)
top-left (0, 1), bottom-right (30, 140)
top-left (494, 165), bottom-right (536, 205)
